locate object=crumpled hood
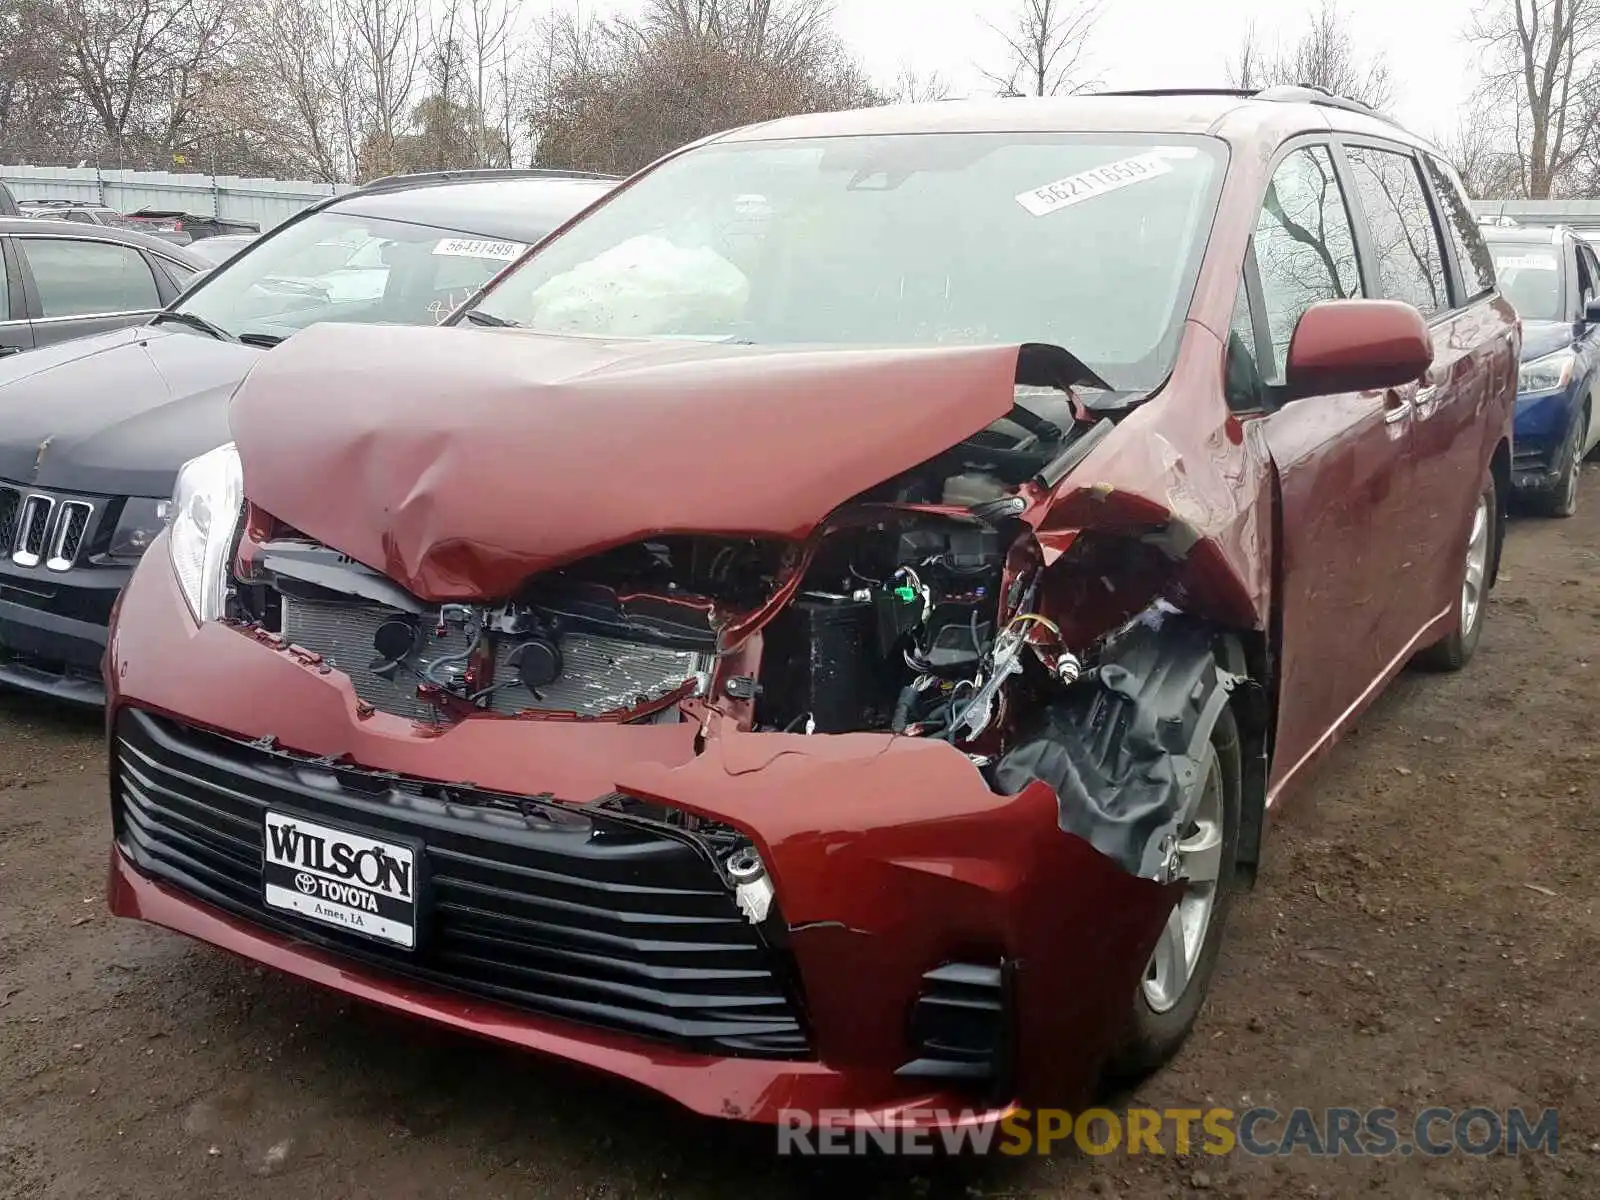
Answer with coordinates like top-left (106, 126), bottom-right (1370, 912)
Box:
top-left (0, 325), bottom-right (260, 495)
top-left (229, 323), bottom-right (1022, 600)
top-left (1519, 319), bottom-right (1575, 365)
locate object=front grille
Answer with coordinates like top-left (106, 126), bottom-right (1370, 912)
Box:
top-left (1512, 447), bottom-right (1551, 473)
top-left (2, 487), bottom-right (98, 570)
top-left (14, 495), bottom-right (53, 566)
top-left (47, 502), bottom-right (92, 570)
top-left (113, 708), bottom-right (809, 1058)
top-left (896, 961), bottom-right (1012, 1098)
top-left (280, 594), bottom-right (711, 721)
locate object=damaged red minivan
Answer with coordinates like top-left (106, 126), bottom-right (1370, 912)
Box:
top-left (106, 88), bottom-right (1517, 1127)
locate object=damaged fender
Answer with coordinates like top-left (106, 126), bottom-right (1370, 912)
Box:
top-left (992, 613), bottom-right (1237, 879)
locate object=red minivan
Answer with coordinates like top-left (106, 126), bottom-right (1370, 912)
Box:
top-left (105, 86), bottom-right (1516, 1129)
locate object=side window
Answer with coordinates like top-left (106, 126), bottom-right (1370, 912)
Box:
top-left (0, 246), bottom-right (10, 318)
top-left (1572, 241), bottom-right (1594, 309)
top-left (1251, 145), bottom-right (1364, 383)
top-left (1344, 146), bottom-right (1449, 316)
top-left (1423, 155), bottom-right (1496, 299)
top-left (1225, 275), bottom-right (1266, 411)
top-left (18, 239), bottom-right (162, 317)
top-left (1581, 244), bottom-right (1600, 310)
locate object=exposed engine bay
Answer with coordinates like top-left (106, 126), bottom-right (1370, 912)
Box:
top-left (232, 369), bottom-right (1111, 746)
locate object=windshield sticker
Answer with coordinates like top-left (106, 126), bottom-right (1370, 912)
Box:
top-left (432, 238), bottom-right (527, 261)
top-left (1016, 147), bottom-right (1197, 217)
top-left (1495, 254), bottom-right (1558, 271)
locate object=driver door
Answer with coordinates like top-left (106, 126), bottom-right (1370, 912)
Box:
top-left (1226, 142), bottom-right (1416, 800)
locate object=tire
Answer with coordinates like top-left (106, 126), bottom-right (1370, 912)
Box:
top-left (1414, 480), bottom-right (1496, 672)
top-left (1530, 407), bottom-right (1586, 518)
top-left (1105, 703), bottom-right (1243, 1079)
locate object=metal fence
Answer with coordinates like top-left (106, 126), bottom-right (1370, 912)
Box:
top-left (0, 165), bottom-right (356, 231)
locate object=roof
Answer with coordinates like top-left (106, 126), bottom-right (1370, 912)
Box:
top-left (330, 175), bottom-right (618, 242)
top-left (714, 91), bottom-right (1437, 154)
top-left (0, 216), bottom-right (208, 264)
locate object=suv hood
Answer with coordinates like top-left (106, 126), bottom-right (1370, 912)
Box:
top-left (0, 325), bottom-right (260, 495)
top-left (1519, 319), bottom-right (1576, 364)
top-left (230, 323), bottom-right (1023, 600)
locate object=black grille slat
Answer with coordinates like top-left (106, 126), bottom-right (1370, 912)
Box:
top-left (113, 709), bottom-right (809, 1058)
top-left (0, 488), bottom-right (18, 548)
top-left (18, 496), bottom-right (51, 558)
top-left (53, 502), bottom-right (91, 566)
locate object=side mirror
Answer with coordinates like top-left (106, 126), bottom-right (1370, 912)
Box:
top-left (1583, 296), bottom-right (1600, 324)
top-left (1283, 299), bottom-right (1434, 401)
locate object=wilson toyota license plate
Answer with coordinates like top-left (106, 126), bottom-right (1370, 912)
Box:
top-left (262, 811), bottom-right (419, 949)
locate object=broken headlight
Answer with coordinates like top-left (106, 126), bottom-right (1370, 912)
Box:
top-left (167, 442), bottom-right (243, 623)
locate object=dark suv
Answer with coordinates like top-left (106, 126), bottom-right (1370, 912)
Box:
top-left (0, 169), bottom-right (614, 702)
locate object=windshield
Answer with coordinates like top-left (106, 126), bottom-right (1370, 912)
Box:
top-left (1487, 240), bottom-right (1563, 321)
top-left (468, 132), bottom-right (1227, 393)
top-left (176, 211), bottom-right (531, 341)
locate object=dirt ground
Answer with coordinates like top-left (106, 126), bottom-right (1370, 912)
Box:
top-left (3, 470), bottom-right (1598, 1200)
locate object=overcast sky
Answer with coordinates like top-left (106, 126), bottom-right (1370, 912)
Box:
top-left (604, 0), bottom-right (1487, 142)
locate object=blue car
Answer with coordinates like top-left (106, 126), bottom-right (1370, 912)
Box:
top-left (1484, 224), bottom-right (1600, 516)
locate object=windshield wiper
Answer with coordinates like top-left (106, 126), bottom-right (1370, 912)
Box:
top-left (461, 308), bottom-right (519, 328)
top-left (150, 309), bottom-right (237, 342)
top-left (238, 332), bottom-right (285, 348)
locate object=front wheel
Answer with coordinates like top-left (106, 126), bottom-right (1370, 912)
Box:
top-left (1106, 704), bottom-right (1243, 1078)
top-left (1414, 481), bottom-right (1496, 672)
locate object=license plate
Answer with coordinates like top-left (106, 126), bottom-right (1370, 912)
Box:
top-left (262, 811), bottom-right (419, 949)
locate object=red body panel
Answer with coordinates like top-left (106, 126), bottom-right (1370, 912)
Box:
top-left (106, 550), bottom-right (1178, 1122)
top-left (104, 94), bottom-right (1519, 1125)
top-left (229, 326), bottom-right (1020, 600)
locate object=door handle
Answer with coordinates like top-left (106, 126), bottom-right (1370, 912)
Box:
top-left (1384, 393), bottom-right (1414, 424)
top-left (0, 345), bottom-right (22, 358)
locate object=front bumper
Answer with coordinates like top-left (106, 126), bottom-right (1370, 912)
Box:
top-left (105, 536), bottom-right (1179, 1125)
top-left (1511, 388), bottom-right (1578, 491)
top-left (0, 557), bottom-right (125, 704)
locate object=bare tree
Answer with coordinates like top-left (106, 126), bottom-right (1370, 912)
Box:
top-left (891, 64), bottom-right (953, 104)
top-left (1225, 0), bottom-right (1394, 110)
top-left (1433, 99), bottom-right (1526, 198)
top-left (242, 0), bottom-right (354, 180)
top-left (528, 0), bottom-right (881, 175)
top-left (980, 0), bottom-right (1103, 98)
top-left (45, 0), bottom-right (239, 161)
top-left (340, 0), bottom-right (424, 177)
top-left (1468, 0), bottom-right (1600, 198)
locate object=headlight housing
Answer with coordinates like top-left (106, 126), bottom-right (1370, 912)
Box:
top-left (168, 443), bottom-right (243, 623)
top-left (1518, 349), bottom-right (1575, 394)
top-left (108, 497), bottom-right (172, 561)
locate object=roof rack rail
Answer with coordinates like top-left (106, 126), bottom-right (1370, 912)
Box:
top-left (1095, 83), bottom-right (1399, 127)
top-left (1250, 84), bottom-right (1399, 126)
top-left (1095, 88), bottom-right (1257, 99)
top-left (359, 167), bottom-right (621, 192)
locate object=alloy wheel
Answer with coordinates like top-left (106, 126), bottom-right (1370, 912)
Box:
top-left (1142, 747), bottom-right (1225, 1015)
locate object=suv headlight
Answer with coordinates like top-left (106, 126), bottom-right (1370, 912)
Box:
top-left (1518, 348), bottom-right (1575, 394)
top-left (108, 497), bottom-right (173, 561)
top-left (168, 443), bottom-right (243, 623)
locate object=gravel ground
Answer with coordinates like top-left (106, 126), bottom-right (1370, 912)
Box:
top-left (2, 467), bottom-right (1598, 1200)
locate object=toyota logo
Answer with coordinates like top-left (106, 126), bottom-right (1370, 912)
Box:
top-left (294, 872), bottom-right (318, 894)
